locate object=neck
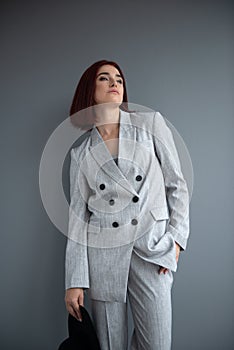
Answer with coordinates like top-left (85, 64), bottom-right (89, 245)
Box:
top-left (94, 104), bottom-right (120, 135)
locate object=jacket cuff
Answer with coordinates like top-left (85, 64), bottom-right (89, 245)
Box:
top-left (65, 280), bottom-right (90, 291)
top-left (172, 230), bottom-right (188, 251)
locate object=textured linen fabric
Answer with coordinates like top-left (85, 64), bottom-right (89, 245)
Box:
top-left (65, 109), bottom-right (190, 302)
top-left (90, 250), bottom-right (173, 350)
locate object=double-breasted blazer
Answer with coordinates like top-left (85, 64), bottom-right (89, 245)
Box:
top-left (65, 109), bottom-right (190, 302)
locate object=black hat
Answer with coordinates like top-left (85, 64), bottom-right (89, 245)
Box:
top-left (58, 306), bottom-right (101, 350)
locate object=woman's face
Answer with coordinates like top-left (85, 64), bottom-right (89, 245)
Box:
top-left (94, 65), bottom-right (124, 105)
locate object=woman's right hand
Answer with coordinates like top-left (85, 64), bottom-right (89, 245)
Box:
top-left (65, 288), bottom-right (84, 321)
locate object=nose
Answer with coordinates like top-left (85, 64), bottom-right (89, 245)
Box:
top-left (110, 78), bottom-right (118, 87)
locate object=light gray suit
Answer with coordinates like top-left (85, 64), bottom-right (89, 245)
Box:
top-left (65, 109), bottom-right (190, 349)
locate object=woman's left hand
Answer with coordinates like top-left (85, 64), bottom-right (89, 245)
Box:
top-left (158, 242), bottom-right (181, 274)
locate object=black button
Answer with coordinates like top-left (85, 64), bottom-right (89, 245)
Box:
top-left (131, 218), bottom-right (138, 225)
top-left (109, 199), bottom-right (115, 206)
top-left (132, 196), bottom-right (139, 203)
top-left (136, 175), bottom-right (142, 181)
top-left (99, 184), bottom-right (105, 190)
top-left (112, 221), bottom-right (119, 228)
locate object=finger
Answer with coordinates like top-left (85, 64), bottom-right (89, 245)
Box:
top-left (175, 244), bottom-right (181, 262)
top-left (158, 266), bottom-right (168, 274)
top-left (71, 299), bottom-right (82, 322)
top-left (77, 294), bottom-right (84, 321)
top-left (67, 306), bottom-right (79, 321)
top-left (75, 305), bottom-right (82, 322)
top-left (78, 293), bottom-right (84, 307)
top-left (176, 251), bottom-right (180, 262)
top-left (67, 298), bottom-right (82, 322)
top-left (71, 304), bottom-right (82, 322)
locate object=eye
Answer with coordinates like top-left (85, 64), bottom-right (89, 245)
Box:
top-left (99, 76), bottom-right (108, 81)
top-left (117, 79), bottom-right (123, 84)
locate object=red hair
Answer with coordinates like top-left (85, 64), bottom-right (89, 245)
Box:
top-left (69, 60), bottom-right (129, 129)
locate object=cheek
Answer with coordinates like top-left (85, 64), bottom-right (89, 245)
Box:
top-left (120, 87), bottom-right (124, 98)
top-left (94, 85), bottom-right (103, 101)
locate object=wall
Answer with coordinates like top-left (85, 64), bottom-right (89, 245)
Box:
top-left (1, 0), bottom-right (233, 349)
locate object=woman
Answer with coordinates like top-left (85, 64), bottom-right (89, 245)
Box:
top-left (64, 60), bottom-right (190, 350)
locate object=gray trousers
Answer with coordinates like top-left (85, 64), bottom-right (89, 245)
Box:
top-left (90, 250), bottom-right (174, 350)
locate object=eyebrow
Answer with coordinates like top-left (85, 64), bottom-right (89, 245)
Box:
top-left (97, 72), bottom-right (122, 78)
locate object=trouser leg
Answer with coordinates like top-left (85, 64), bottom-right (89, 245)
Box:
top-left (90, 299), bottom-right (128, 350)
top-left (128, 250), bottom-right (174, 350)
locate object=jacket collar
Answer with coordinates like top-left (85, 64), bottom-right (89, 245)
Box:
top-left (88, 109), bottom-right (138, 196)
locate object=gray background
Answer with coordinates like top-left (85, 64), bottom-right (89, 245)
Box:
top-left (1, 0), bottom-right (233, 349)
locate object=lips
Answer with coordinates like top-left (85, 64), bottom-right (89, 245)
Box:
top-left (108, 90), bottom-right (119, 94)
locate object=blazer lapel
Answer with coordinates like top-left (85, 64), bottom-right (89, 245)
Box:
top-left (88, 109), bottom-right (138, 196)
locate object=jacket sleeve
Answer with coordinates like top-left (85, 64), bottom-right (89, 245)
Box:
top-left (65, 147), bottom-right (91, 290)
top-left (152, 111), bottom-right (190, 251)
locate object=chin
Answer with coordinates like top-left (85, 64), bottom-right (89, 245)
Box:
top-left (96, 100), bottom-right (122, 107)
top-left (106, 98), bottom-right (122, 105)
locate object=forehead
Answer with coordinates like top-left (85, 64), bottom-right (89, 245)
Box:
top-left (96, 64), bottom-right (121, 76)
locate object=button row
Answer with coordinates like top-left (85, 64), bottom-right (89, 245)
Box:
top-left (99, 175), bottom-right (142, 191)
top-left (108, 196), bottom-right (139, 206)
top-left (112, 218), bottom-right (138, 228)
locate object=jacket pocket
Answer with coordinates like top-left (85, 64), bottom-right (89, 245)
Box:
top-left (150, 206), bottom-right (169, 221)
